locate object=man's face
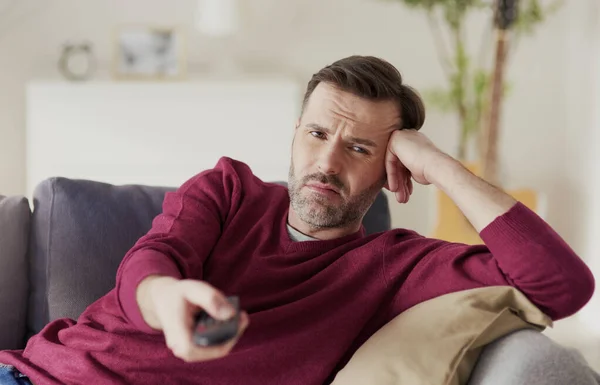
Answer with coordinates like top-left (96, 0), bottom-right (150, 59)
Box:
top-left (289, 82), bottom-right (401, 229)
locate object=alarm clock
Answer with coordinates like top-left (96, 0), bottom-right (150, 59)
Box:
top-left (58, 41), bottom-right (96, 81)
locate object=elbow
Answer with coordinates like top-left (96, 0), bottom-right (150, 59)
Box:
top-left (570, 266), bottom-right (595, 316)
top-left (549, 266), bottom-right (596, 321)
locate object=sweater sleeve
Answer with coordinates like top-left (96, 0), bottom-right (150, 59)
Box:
top-left (115, 157), bottom-right (241, 333)
top-left (384, 202), bottom-right (595, 321)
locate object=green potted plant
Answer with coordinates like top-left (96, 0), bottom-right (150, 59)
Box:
top-left (382, 0), bottom-right (561, 167)
top-left (382, 0), bottom-right (561, 244)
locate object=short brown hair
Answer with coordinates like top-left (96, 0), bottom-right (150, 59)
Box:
top-left (302, 56), bottom-right (425, 130)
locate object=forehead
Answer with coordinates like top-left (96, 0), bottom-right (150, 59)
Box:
top-left (303, 82), bottom-right (401, 130)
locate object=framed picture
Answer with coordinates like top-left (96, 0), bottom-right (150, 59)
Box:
top-left (113, 25), bottom-right (186, 80)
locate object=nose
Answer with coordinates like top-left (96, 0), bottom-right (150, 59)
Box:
top-left (317, 145), bottom-right (342, 175)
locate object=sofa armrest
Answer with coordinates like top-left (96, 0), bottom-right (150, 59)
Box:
top-left (0, 195), bottom-right (31, 350)
top-left (468, 329), bottom-right (600, 385)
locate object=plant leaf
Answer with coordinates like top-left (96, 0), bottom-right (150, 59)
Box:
top-left (423, 87), bottom-right (456, 112)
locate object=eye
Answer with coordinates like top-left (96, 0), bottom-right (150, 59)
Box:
top-left (351, 146), bottom-right (369, 155)
top-left (310, 131), bottom-right (325, 139)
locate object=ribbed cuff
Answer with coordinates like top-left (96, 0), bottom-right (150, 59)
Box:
top-left (117, 249), bottom-right (182, 333)
top-left (479, 202), bottom-right (549, 255)
top-left (479, 201), bottom-right (596, 319)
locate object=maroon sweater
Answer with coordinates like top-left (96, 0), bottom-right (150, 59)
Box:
top-left (0, 157), bottom-right (594, 385)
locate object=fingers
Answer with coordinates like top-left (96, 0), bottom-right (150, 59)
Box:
top-left (389, 161), bottom-right (411, 204)
top-left (180, 280), bottom-right (235, 320)
top-left (386, 141), bottom-right (413, 203)
top-left (399, 163), bottom-right (412, 203)
top-left (162, 294), bottom-right (194, 359)
top-left (175, 311), bottom-right (251, 363)
top-left (161, 280), bottom-right (240, 362)
top-left (385, 145), bottom-right (399, 193)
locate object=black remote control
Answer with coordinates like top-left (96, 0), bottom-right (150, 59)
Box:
top-left (193, 296), bottom-right (240, 347)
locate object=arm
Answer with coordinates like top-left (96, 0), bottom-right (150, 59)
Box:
top-left (136, 275), bottom-right (176, 330)
top-left (425, 153), bottom-right (516, 232)
top-left (384, 130), bottom-right (595, 320)
top-left (115, 158), bottom-right (241, 332)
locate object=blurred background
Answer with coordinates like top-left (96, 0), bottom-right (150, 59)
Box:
top-left (1, 0), bottom-right (599, 368)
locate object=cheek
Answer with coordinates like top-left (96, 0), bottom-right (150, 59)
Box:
top-left (370, 154), bottom-right (388, 180)
top-left (347, 162), bottom-right (386, 193)
top-left (292, 136), bottom-right (315, 170)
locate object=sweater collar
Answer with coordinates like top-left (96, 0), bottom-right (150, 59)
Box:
top-left (282, 206), bottom-right (366, 253)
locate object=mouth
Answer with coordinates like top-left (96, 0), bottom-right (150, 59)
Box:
top-left (305, 183), bottom-right (341, 196)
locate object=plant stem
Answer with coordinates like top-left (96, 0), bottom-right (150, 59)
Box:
top-left (453, 21), bottom-right (469, 161)
top-left (426, 10), bottom-right (454, 78)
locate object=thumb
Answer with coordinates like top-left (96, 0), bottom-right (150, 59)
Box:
top-left (180, 280), bottom-right (235, 320)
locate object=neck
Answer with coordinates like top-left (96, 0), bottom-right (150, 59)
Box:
top-left (287, 205), bottom-right (362, 240)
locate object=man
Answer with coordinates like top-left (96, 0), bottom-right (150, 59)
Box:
top-left (0, 56), bottom-right (595, 384)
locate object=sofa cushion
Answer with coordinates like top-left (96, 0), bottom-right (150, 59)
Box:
top-left (27, 178), bottom-right (171, 336)
top-left (0, 195), bottom-right (31, 350)
top-left (27, 177), bottom-right (391, 336)
top-left (331, 286), bottom-right (552, 385)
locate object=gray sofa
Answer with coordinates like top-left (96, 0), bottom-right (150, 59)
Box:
top-left (0, 177), bottom-right (598, 385)
top-left (0, 177), bottom-right (392, 350)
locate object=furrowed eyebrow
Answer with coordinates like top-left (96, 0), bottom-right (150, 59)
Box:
top-left (305, 123), bottom-right (377, 148)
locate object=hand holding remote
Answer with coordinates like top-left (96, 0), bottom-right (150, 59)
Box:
top-left (193, 296), bottom-right (242, 347)
top-left (138, 276), bottom-right (249, 362)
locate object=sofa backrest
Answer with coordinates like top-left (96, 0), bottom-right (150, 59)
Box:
top-left (0, 195), bottom-right (31, 350)
top-left (27, 177), bottom-right (391, 339)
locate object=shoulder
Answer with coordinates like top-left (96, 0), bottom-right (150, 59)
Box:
top-left (182, 157), bottom-right (288, 204)
top-left (167, 157), bottom-right (288, 220)
top-left (382, 227), bottom-right (489, 260)
top-left (381, 227), bottom-right (448, 254)
top-left (215, 156), bottom-right (288, 197)
top-left (383, 227), bottom-right (427, 243)
top-left (179, 157), bottom-right (266, 190)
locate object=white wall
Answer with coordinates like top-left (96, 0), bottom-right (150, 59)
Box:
top-left (0, 0), bottom-right (598, 250)
top-left (567, 1), bottom-right (600, 335)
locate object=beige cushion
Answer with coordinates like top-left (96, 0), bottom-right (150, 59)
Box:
top-left (332, 286), bottom-right (552, 385)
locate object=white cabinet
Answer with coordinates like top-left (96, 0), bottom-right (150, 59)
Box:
top-left (26, 79), bottom-right (300, 196)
